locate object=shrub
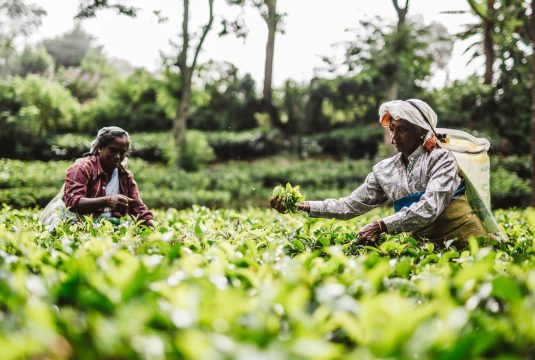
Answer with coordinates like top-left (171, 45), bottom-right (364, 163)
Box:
top-left (179, 130), bottom-right (215, 171)
top-left (0, 157), bottom-right (528, 210)
top-left (308, 125), bottom-right (383, 159)
top-left (432, 76), bottom-right (530, 155)
top-left (206, 128), bottom-right (282, 160)
top-left (0, 76), bottom-right (80, 159)
top-left (79, 69), bottom-right (171, 133)
top-left (490, 166), bottom-right (531, 208)
top-left (188, 61), bottom-right (261, 131)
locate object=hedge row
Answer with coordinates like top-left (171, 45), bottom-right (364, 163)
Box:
top-left (0, 156), bottom-right (529, 210)
top-left (39, 126), bottom-right (383, 163)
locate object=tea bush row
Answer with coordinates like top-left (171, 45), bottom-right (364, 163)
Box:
top-left (0, 206), bottom-right (533, 359)
top-left (0, 156), bottom-right (530, 210)
top-left (18, 127), bottom-right (382, 163)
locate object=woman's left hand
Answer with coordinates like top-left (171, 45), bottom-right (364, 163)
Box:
top-left (357, 221), bottom-right (384, 244)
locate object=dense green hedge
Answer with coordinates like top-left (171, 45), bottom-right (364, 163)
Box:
top-left (0, 156), bottom-right (529, 210)
top-left (44, 127), bottom-right (381, 163)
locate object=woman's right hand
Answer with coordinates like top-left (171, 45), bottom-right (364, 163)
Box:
top-left (270, 197), bottom-right (310, 213)
top-left (107, 194), bottom-right (133, 211)
top-left (270, 196), bottom-right (285, 213)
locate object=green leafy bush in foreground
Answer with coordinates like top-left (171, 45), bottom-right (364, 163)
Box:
top-left (0, 206), bottom-right (534, 359)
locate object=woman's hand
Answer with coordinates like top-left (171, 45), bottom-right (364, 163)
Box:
top-left (144, 219), bottom-right (155, 228)
top-left (270, 197), bottom-right (310, 213)
top-left (356, 220), bottom-right (386, 244)
top-left (107, 194), bottom-right (133, 211)
top-left (270, 196), bottom-right (285, 213)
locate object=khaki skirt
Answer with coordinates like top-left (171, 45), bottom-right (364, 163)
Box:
top-left (411, 195), bottom-right (487, 245)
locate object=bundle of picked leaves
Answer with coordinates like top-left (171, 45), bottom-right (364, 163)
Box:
top-left (272, 182), bottom-right (305, 213)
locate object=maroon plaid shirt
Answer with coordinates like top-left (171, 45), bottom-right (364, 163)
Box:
top-left (63, 155), bottom-right (153, 222)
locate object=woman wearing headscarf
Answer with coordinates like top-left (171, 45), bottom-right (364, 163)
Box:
top-left (271, 99), bottom-right (488, 245)
top-left (41, 126), bottom-right (154, 228)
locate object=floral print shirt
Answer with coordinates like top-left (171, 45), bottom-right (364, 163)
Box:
top-left (308, 146), bottom-right (461, 234)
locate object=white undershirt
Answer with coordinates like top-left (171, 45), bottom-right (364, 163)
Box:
top-left (101, 168), bottom-right (120, 218)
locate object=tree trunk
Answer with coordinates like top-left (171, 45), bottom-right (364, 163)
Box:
top-left (531, 0), bottom-right (535, 207)
top-left (263, 0), bottom-right (277, 101)
top-left (383, 0), bottom-right (408, 156)
top-left (483, 0), bottom-right (495, 85)
top-left (173, 68), bottom-right (191, 166)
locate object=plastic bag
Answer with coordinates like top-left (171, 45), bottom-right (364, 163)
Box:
top-left (39, 184), bottom-right (76, 231)
top-left (436, 128), bottom-right (505, 240)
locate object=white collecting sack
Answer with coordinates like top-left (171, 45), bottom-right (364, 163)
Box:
top-left (436, 128), bottom-right (505, 240)
top-left (39, 184), bottom-right (75, 231)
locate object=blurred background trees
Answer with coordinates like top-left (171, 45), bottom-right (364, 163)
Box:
top-left (0, 0), bottom-right (532, 168)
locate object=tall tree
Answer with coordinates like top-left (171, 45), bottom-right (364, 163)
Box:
top-left (77, 0), bottom-right (216, 167)
top-left (173, 0), bottom-right (215, 166)
top-left (382, 0), bottom-right (409, 154)
top-left (42, 24), bottom-right (99, 69)
top-left (387, 0), bottom-right (409, 101)
top-left (465, 0), bottom-right (496, 85)
top-left (226, 0), bottom-right (284, 128)
top-left (259, 0), bottom-right (278, 102)
top-left (0, 0), bottom-right (46, 78)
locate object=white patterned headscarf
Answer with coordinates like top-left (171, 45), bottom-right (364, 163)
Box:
top-left (378, 99), bottom-right (438, 137)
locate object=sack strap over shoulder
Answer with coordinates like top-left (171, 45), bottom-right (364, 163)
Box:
top-left (406, 100), bottom-right (446, 142)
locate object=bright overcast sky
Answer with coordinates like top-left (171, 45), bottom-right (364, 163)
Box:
top-left (32, 0), bottom-right (480, 88)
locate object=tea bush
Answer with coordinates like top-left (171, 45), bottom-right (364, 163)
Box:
top-left (0, 206), bottom-right (533, 359)
top-left (0, 157), bottom-right (529, 210)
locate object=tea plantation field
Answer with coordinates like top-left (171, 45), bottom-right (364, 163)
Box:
top-left (1, 206), bottom-right (535, 359)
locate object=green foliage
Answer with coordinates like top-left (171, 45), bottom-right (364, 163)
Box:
top-left (42, 24), bottom-right (96, 69)
top-left (432, 74), bottom-right (531, 155)
top-left (307, 125), bottom-right (382, 159)
top-left (56, 48), bottom-right (120, 102)
top-left (0, 205), bottom-right (533, 358)
top-left (189, 61), bottom-right (261, 131)
top-left (490, 168), bottom-right (530, 208)
top-left (80, 69), bottom-right (171, 133)
top-left (449, 1), bottom-right (532, 155)
top-left (0, 0), bottom-right (46, 79)
top-left (0, 156), bottom-right (527, 211)
top-left (178, 130), bottom-right (215, 171)
top-left (206, 128), bottom-right (281, 160)
top-left (303, 76), bottom-right (382, 133)
top-left (333, 16), bottom-right (450, 102)
top-left (0, 76), bottom-right (80, 158)
top-left (0, 157), bottom-right (369, 209)
top-left (15, 45), bottom-right (54, 77)
top-left (13, 75), bottom-right (79, 132)
top-left (272, 183), bottom-right (305, 213)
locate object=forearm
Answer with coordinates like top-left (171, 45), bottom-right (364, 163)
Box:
top-left (382, 191), bottom-right (451, 234)
top-left (306, 196), bottom-right (382, 220)
top-left (297, 202), bottom-right (310, 213)
top-left (74, 196), bottom-right (110, 214)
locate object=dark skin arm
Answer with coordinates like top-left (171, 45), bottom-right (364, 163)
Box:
top-left (77, 194), bottom-right (155, 228)
top-left (271, 196), bottom-right (387, 244)
top-left (75, 194), bottom-right (133, 214)
top-left (269, 196), bottom-right (310, 213)
top-left (357, 220), bottom-right (387, 244)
